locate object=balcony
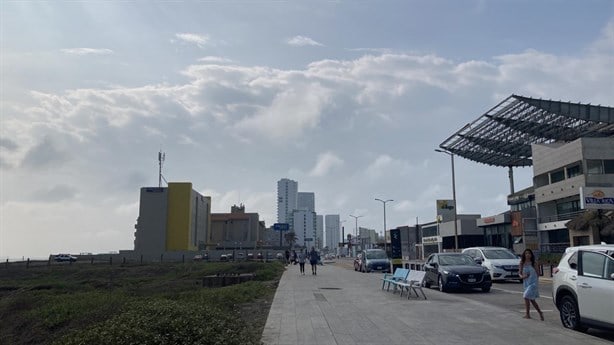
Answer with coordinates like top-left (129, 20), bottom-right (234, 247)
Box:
top-left (538, 210), bottom-right (584, 224)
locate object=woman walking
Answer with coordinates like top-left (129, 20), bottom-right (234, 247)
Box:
top-left (308, 247), bottom-right (319, 275)
top-left (297, 250), bottom-right (306, 275)
top-left (520, 248), bottom-right (544, 321)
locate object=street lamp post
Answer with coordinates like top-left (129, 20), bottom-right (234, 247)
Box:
top-left (349, 214), bottom-right (363, 256)
top-left (435, 149), bottom-right (458, 251)
top-left (374, 198), bottom-right (393, 253)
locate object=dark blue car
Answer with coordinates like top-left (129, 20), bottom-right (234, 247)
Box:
top-left (423, 253), bottom-right (491, 293)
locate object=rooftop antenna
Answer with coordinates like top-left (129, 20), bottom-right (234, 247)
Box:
top-left (158, 150), bottom-right (166, 187)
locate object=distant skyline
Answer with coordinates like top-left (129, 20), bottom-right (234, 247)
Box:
top-left (1, 1), bottom-right (613, 258)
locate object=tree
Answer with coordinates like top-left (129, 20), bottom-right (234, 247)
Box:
top-left (566, 210), bottom-right (614, 243)
top-left (284, 231), bottom-right (298, 248)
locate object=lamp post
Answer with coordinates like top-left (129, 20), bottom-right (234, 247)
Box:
top-left (349, 214), bottom-right (363, 256)
top-left (435, 149), bottom-right (458, 251)
top-left (374, 198), bottom-right (393, 253)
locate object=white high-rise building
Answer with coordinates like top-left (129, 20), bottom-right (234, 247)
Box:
top-left (316, 215), bottom-right (324, 249)
top-left (325, 214), bottom-right (340, 249)
top-left (277, 178), bottom-right (298, 225)
top-left (297, 192), bottom-right (315, 211)
top-left (292, 209), bottom-right (317, 248)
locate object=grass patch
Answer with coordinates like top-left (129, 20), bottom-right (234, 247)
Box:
top-left (0, 261), bottom-right (284, 345)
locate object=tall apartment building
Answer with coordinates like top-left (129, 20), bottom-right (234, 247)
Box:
top-left (277, 178), bottom-right (298, 225)
top-left (292, 209), bottom-right (317, 248)
top-left (533, 137), bottom-right (614, 252)
top-left (325, 214), bottom-right (340, 249)
top-left (298, 192), bottom-right (315, 211)
top-left (134, 182), bottom-right (211, 254)
top-left (316, 215), bottom-right (324, 249)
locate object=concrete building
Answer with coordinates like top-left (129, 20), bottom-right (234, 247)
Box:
top-left (358, 227), bottom-right (378, 250)
top-left (297, 192), bottom-right (315, 211)
top-left (316, 215), bottom-right (324, 249)
top-left (134, 182), bottom-right (211, 255)
top-left (210, 204), bottom-right (265, 250)
top-left (325, 214), bottom-right (340, 250)
top-left (507, 186), bottom-right (538, 254)
top-left (277, 178), bottom-right (298, 226)
top-left (292, 209), bottom-right (317, 248)
top-left (476, 212), bottom-right (513, 250)
top-left (533, 137), bottom-right (614, 252)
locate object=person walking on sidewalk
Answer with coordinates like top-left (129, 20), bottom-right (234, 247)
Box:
top-left (308, 247), bottom-right (318, 275)
top-left (297, 250), bottom-right (306, 275)
top-left (520, 248), bottom-right (544, 321)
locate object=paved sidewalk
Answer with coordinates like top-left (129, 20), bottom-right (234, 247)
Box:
top-left (261, 262), bottom-right (611, 345)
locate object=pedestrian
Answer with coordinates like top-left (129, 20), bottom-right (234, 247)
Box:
top-left (297, 250), bottom-right (306, 275)
top-left (292, 250), bottom-right (297, 265)
top-left (520, 248), bottom-right (544, 321)
top-left (308, 247), bottom-right (318, 275)
top-left (285, 250), bottom-right (290, 265)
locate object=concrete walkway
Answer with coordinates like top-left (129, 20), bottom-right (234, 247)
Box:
top-left (261, 262), bottom-right (611, 345)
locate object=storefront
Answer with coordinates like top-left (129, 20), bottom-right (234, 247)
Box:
top-left (477, 212), bottom-right (512, 250)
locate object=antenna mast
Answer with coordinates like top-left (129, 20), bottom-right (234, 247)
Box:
top-left (158, 150), bottom-right (166, 187)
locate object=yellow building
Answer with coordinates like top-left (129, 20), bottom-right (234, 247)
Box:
top-left (134, 182), bottom-right (211, 254)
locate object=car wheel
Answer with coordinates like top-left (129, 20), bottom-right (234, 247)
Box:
top-left (438, 275), bottom-right (447, 293)
top-left (559, 295), bottom-right (587, 332)
top-left (482, 286), bottom-right (491, 292)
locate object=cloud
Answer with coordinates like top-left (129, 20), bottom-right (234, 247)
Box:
top-left (365, 155), bottom-right (414, 179)
top-left (20, 136), bottom-right (71, 169)
top-left (287, 35), bottom-right (323, 47)
top-left (31, 184), bottom-right (78, 202)
top-left (198, 56), bottom-right (233, 64)
top-left (61, 48), bottom-right (113, 56)
top-left (174, 33), bottom-right (209, 48)
top-left (309, 152), bottom-right (344, 177)
top-left (0, 138), bottom-right (18, 151)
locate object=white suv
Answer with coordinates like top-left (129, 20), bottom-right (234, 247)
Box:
top-left (462, 247), bottom-right (521, 281)
top-left (552, 244), bottom-right (614, 331)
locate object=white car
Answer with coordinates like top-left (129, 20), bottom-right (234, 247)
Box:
top-left (462, 247), bottom-right (520, 281)
top-left (54, 254), bottom-right (77, 262)
top-left (552, 244), bottom-right (614, 332)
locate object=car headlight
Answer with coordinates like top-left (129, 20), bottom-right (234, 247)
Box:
top-left (443, 270), bottom-right (458, 277)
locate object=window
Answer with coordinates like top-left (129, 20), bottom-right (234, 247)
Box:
top-left (580, 251), bottom-right (606, 278)
top-left (568, 252), bottom-right (578, 270)
top-left (566, 164), bottom-right (582, 178)
top-left (550, 169), bottom-right (565, 183)
top-left (587, 160), bottom-right (604, 174)
top-left (556, 200), bottom-right (580, 215)
top-left (605, 159), bottom-right (614, 174)
top-left (534, 173), bottom-right (549, 187)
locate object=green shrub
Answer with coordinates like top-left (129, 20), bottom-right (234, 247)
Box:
top-left (55, 298), bottom-right (256, 345)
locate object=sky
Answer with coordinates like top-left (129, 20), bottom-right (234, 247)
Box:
top-left (1, 1), bottom-right (613, 259)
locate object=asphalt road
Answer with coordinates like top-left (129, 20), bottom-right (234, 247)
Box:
top-left (329, 257), bottom-right (614, 343)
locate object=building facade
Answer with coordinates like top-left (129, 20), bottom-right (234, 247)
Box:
top-left (134, 182), bottom-right (211, 254)
top-left (532, 137), bottom-right (614, 252)
top-left (210, 204), bottom-right (265, 250)
top-left (316, 215), bottom-right (324, 249)
top-left (325, 214), bottom-right (340, 250)
top-left (277, 178), bottom-right (298, 226)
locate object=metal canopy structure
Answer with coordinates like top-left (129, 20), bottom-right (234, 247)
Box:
top-left (439, 95), bottom-right (614, 167)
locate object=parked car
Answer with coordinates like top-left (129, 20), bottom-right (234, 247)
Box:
top-left (552, 244), bottom-right (614, 332)
top-left (276, 252), bottom-right (283, 260)
top-left (219, 254), bottom-right (228, 262)
top-left (54, 254), bottom-right (77, 262)
top-left (247, 253), bottom-right (254, 261)
top-left (257, 252), bottom-right (263, 260)
top-left (462, 247), bottom-right (521, 282)
top-left (193, 254), bottom-right (204, 261)
top-left (423, 253), bottom-right (492, 292)
top-left (356, 249), bottom-right (391, 273)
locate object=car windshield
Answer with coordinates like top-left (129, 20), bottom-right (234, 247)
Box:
top-left (439, 255), bottom-right (475, 266)
top-left (365, 251), bottom-right (387, 259)
top-left (483, 249), bottom-right (517, 259)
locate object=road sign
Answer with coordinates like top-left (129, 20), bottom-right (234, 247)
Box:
top-left (273, 223), bottom-right (290, 231)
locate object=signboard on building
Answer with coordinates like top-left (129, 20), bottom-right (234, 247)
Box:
top-left (580, 187), bottom-right (614, 210)
top-left (273, 223), bottom-right (290, 231)
top-left (422, 236), bottom-right (441, 244)
top-left (436, 199), bottom-right (456, 222)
